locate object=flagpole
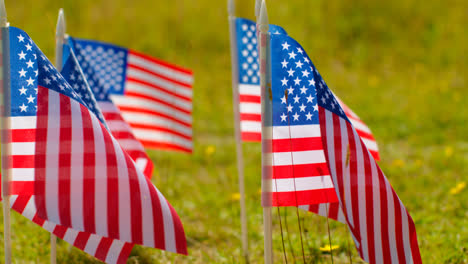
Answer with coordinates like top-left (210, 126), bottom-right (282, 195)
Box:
top-left (255, 0), bottom-right (261, 19)
top-left (258, 1), bottom-right (272, 264)
top-left (227, 0), bottom-right (250, 263)
top-left (50, 8), bottom-right (66, 264)
top-left (0, 1), bottom-right (12, 263)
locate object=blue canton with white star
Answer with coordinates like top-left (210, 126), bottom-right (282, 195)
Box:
top-left (270, 34), bottom-right (348, 126)
top-left (61, 44), bottom-right (108, 126)
top-left (71, 37), bottom-right (128, 95)
top-left (9, 27), bottom-right (87, 117)
top-left (236, 18), bottom-right (287, 86)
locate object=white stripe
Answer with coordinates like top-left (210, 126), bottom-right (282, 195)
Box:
top-left (139, 169), bottom-right (155, 247)
top-left (386, 178), bottom-right (399, 263)
top-left (42, 220), bottom-right (57, 233)
top-left (239, 102), bottom-right (261, 114)
top-left (155, 187), bottom-right (177, 253)
top-left (337, 207), bottom-right (346, 224)
top-left (105, 240), bottom-right (126, 264)
top-left (112, 95), bottom-right (192, 124)
top-left (124, 81), bottom-right (192, 111)
top-left (128, 53), bottom-right (193, 85)
top-left (10, 168), bottom-right (34, 180)
top-left (135, 158), bottom-right (148, 173)
top-left (113, 139), bottom-right (132, 241)
top-left (126, 68), bottom-right (192, 98)
top-left (270, 124), bottom-right (321, 140)
top-left (132, 128), bottom-right (192, 149)
top-left (341, 117), bottom-right (354, 229)
top-left (83, 234), bottom-right (101, 257)
top-left (92, 113), bottom-right (108, 238)
top-left (22, 195), bottom-right (37, 220)
top-left (238, 84), bottom-right (260, 96)
top-left (45, 89), bottom-right (60, 223)
top-left (9, 116), bottom-right (36, 129)
top-left (349, 117), bottom-right (372, 134)
top-left (62, 228), bottom-right (80, 247)
top-left (113, 138), bottom-right (146, 152)
top-left (370, 145), bottom-right (383, 263)
top-left (98, 101), bottom-right (121, 113)
top-left (318, 204), bottom-right (328, 217)
top-left (352, 123), bottom-right (369, 261)
top-left (240, 121), bottom-right (261, 132)
top-left (400, 201), bottom-right (413, 263)
top-left (362, 138), bottom-right (378, 152)
top-left (10, 142), bottom-right (35, 155)
top-left (70, 100), bottom-right (84, 231)
top-left (121, 112), bottom-right (192, 136)
top-left (271, 176), bottom-right (334, 192)
top-left (269, 150), bottom-right (326, 166)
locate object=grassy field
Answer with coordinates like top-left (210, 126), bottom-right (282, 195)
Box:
top-left (1, 0), bottom-right (467, 263)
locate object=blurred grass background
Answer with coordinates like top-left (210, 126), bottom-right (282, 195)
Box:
top-left (1, 0), bottom-right (467, 263)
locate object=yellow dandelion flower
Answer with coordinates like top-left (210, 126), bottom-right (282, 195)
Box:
top-left (320, 244), bottom-right (340, 252)
top-left (392, 159), bottom-right (405, 168)
top-left (367, 75), bottom-right (380, 87)
top-left (449, 182), bottom-right (466, 195)
top-left (205, 145), bottom-right (216, 156)
top-left (230, 192), bottom-right (241, 201)
top-left (444, 146), bottom-right (453, 158)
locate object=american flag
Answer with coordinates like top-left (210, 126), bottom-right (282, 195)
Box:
top-left (61, 41), bottom-right (154, 179)
top-left (235, 18), bottom-right (286, 141)
top-left (270, 33), bottom-right (422, 262)
top-left (235, 18), bottom-right (380, 162)
top-left (264, 31), bottom-right (339, 207)
top-left (5, 27), bottom-right (187, 260)
top-left (67, 37), bottom-right (194, 153)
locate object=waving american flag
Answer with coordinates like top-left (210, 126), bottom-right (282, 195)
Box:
top-left (66, 37), bottom-right (193, 153)
top-left (267, 32), bottom-right (421, 263)
top-left (3, 27), bottom-right (187, 263)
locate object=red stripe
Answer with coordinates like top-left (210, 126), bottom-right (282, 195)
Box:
top-left (73, 232), bottom-right (91, 250)
top-left (272, 137), bottom-right (324, 152)
top-left (272, 188), bottom-right (338, 206)
top-left (101, 124), bottom-right (120, 239)
top-left (392, 189), bottom-right (406, 263)
top-left (124, 90), bottom-right (192, 115)
top-left (94, 237), bottom-right (113, 262)
top-left (34, 86), bottom-right (48, 220)
top-left (147, 184), bottom-right (166, 250)
top-left (239, 95), bottom-right (261, 103)
top-left (240, 113), bottom-right (261, 122)
top-left (127, 63), bottom-right (192, 89)
top-left (11, 129), bottom-right (36, 142)
top-left (10, 181), bottom-right (34, 195)
top-left (129, 50), bottom-right (193, 75)
top-left (58, 95), bottom-right (72, 227)
top-left (126, 77), bottom-right (191, 103)
top-left (102, 112), bottom-right (126, 122)
top-left (272, 163), bottom-right (330, 179)
top-left (377, 168), bottom-right (391, 262)
top-left (241, 132), bottom-right (261, 142)
top-left (168, 202), bottom-right (188, 255)
top-left (140, 140), bottom-right (192, 153)
top-left (328, 203), bottom-right (339, 221)
top-left (11, 155), bottom-right (34, 168)
top-left (81, 105), bottom-right (96, 234)
top-left (369, 149), bottom-right (380, 161)
top-left (125, 154), bottom-right (143, 244)
top-left (10, 194), bottom-right (30, 213)
top-left (53, 225), bottom-right (68, 238)
top-left (409, 212), bottom-right (422, 263)
top-left (116, 243), bottom-right (134, 264)
top-left (118, 105), bottom-right (191, 128)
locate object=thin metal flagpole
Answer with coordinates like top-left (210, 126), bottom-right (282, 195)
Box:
top-left (50, 8), bottom-right (66, 264)
top-left (0, 1), bottom-right (12, 263)
top-left (227, 0), bottom-right (249, 263)
top-left (255, 0), bottom-right (261, 20)
top-left (258, 1), bottom-right (272, 263)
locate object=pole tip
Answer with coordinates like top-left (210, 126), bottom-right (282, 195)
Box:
top-left (227, 0), bottom-right (235, 16)
top-left (0, 0), bottom-right (7, 27)
top-left (56, 8), bottom-right (66, 37)
top-left (258, 0), bottom-right (269, 32)
top-left (255, 0), bottom-right (261, 18)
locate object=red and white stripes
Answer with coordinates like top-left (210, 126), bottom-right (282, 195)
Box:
top-left (239, 83), bottom-right (262, 141)
top-left (16, 87), bottom-right (186, 256)
top-left (319, 106), bottom-right (421, 263)
top-left (114, 50), bottom-right (193, 153)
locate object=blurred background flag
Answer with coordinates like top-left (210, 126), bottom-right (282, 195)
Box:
top-left (5, 26), bottom-right (187, 257)
top-left (268, 32), bottom-right (422, 263)
top-left (61, 41), bottom-right (154, 179)
top-left (65, 37), bottom-right (194, 153)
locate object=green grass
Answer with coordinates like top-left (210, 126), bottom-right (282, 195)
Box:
top-left (1, 0), bottom-right (467, 263)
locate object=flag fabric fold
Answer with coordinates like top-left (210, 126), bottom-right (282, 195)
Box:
top-left (61, 41), bottom-right (154, 179)
top-left (66, 37), bottom-right (194, 153)
top-left (4, 27), bottom-right (187, 262)
top-left (267, 32), bottom-right (421, 263)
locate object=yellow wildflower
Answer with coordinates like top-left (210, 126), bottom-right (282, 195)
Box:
top-left (320, 244), bottom-right (340, 252)
top-left (230, 192), bottom-right (241, 201)
top-left (205, 145), bottom-right (216, 157)
top-left (444, 146), bottom-right (453, 158)
top-left (449, 182), bottom-right (466, 195)
top-left (392, 159), bottom-right (405, 168)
